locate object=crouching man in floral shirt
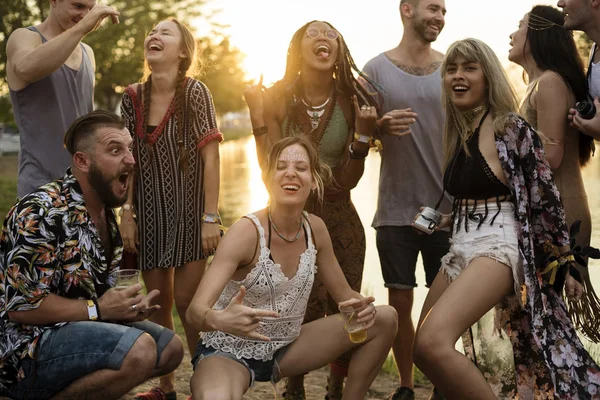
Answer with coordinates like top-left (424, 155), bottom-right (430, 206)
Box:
top-left (0, 110), bottom-right (183, 399)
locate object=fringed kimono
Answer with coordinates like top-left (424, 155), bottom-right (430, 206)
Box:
top-left (462, 114), bottom-right (600, 399)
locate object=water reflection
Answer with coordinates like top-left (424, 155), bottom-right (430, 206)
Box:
top-left (219, 135), bottom-right (600, 324)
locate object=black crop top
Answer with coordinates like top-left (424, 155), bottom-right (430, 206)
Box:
top-left (443, 111), bottom-right (511, 200)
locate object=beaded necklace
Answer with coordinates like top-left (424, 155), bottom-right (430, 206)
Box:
top-left (268, 207), bottom-right (304, 243)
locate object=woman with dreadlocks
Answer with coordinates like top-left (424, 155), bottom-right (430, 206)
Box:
top-left (119, 17), bottom-right (222, 400)
top-left (243, 20), bottom-right (381, 399)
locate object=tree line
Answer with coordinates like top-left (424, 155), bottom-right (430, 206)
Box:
top-left (0, 0), bottom-right (249, 128)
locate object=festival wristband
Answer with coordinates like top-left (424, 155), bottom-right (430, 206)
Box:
top-left (202, 213), bottom-right (222, 224)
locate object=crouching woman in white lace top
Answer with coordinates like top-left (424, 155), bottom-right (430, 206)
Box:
top-left (186, 135), bottom-right (397, 399)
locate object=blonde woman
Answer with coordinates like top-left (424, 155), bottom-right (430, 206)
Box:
top-left (413, 38), bottom-right (599, 399)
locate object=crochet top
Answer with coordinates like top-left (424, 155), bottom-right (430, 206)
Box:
top-left (201, 212), bottom-right (317, 360)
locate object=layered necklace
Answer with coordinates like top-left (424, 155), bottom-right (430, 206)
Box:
top-left (302, 96), bottom-right (331, 132)
top-left (268, 207), bottom-right (304, 243)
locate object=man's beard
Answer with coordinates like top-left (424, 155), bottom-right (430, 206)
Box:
top-left (88, 161), bottom-right (127, 209)
top-left (414, 16), bottom-right (442, 43)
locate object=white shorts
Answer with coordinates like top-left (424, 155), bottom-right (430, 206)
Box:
top-left (440, 201), bottom-right (523, 297)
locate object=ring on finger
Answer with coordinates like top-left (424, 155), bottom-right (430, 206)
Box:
top-left (361, 105), bottom-right (367, 111)
top-left (131, 304), bottom-right (137, 311)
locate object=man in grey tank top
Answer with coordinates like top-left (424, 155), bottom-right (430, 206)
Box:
top-left (362, 1), bottom-right (450, 399)
top-left (6, 0), bottom-right (120, 198)
top-left (559, 0), bottom-right (600, 139)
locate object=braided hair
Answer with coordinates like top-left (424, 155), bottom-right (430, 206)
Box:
top-left (140, 18), bottom-right (199, 171)
top-left (272, 20), bottom-right (381, 132)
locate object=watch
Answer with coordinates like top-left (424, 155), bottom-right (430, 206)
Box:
top-left (86, 300), bottom-right (98, 321)
top-left (119, 203), bottom-right (137, 218)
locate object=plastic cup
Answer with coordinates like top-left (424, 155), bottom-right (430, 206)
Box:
top-left (115, 269), bottom-right (140, 290)
top-left (338, 303), bottom-right (368, 344)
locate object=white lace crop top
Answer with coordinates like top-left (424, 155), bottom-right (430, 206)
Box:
top-left (201, 212), bottom-right (318, 361)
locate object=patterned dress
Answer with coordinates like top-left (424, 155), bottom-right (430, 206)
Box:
top-left (462, 114), bottom-right (600, 399)
top-left (281, 101), bottom-right (366, 320)
top-left (121, 78), bottom-right (222, 270)
top-left (0, 169), bottom-right (122, 389)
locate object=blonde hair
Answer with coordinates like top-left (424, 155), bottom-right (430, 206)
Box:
top-left (262, 136), bottom-right (332, 204)
top-left (441, 38), bottom-right (519, 167)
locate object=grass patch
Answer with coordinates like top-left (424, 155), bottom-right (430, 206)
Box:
top-left (0, 177), bottom-right (17, 222)
top-left (381, 354), bottom-right (431, 386)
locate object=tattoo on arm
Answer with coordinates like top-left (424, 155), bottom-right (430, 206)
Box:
top-left (394, 61), bottom-right (442, 76)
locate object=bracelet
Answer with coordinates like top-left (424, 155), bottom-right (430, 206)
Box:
top-left (353, 132), bottom-right (372, 144)
top-left (252, 126), bottom-right (268, 137)
top-left (92, 298), bottom-right (102, 321)
top-left (202, 212), bottom-right (222, 224)
top-left (348, 142), bottom-right (368, 160)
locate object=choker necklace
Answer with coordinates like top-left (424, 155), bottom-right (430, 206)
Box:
top-left (463, 105), bottom-right (487, 125)
top-left (268, 208), bottom-right (303, 243)
top-left (302, 97), bottom-right (331, 132)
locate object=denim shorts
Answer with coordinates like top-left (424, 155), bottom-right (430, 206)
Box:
top-left (376, 226), bottom-right (450, 289)
top-left (6, 320), bottom-right (174, 400)
top-left (440, 201), bottom-right (523, 296)
top-left (191, 340), bottom-right (288, 387)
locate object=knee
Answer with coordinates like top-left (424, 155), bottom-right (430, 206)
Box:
top-left (175, 293), bottom-right (194, 320)
top-left (157, 334), bottom-right (184, 376)
top-left (191, 376), bottom-right (243, 400)
top-left (413, 327), bottom-right (447, 369)
top-left (121, 333), bottom-right (157, 377)
top-left (389, 290), bottom-right (414, 318)
top-left (374, 305), bottom-right (398, 338)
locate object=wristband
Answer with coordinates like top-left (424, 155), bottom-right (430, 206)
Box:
top-left (348, 143), bottom-right (368, 160)
top-left (87, 299), bottom-right (98, 321)
top-left (252, 126), bottom-right (268, 137)
top-left (353, 132), bottom-right (372, 144)
top-left (202, 212), bottom-right (222, 224)
top-left (92, 298), bottom-right (102, 321)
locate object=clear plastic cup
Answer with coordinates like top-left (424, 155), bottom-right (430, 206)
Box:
top-left (115, 269), bottom-right (140, 290)
top-left (338, 303), bottom-right (368, 343)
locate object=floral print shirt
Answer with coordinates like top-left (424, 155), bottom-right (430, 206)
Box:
top-left (467, 114), bottom-right (600, 399)
top-left (0, 169), bottom-right (122, 389)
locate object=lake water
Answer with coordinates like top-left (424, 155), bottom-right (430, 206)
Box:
top-left (218, 135), bottom-right (600, 327)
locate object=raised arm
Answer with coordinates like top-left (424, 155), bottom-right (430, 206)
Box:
top-left (243, 81), bottom-right (282, 169)
top-left (6, 4), bottom-right (119, 90)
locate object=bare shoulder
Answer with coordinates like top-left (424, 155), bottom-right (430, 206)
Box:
top-left (6, 27), bottom-right (41, 54)
top-left (537, 70), bottom-right (571, 97)
top-left (305, 213), bottom-right (328, 247)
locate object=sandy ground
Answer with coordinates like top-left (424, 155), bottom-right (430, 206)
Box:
top-left (126, 348), bottom-right (435, 399)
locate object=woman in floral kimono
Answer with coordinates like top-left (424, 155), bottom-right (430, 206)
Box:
top-left (412, 38), bottom-right (600, 399)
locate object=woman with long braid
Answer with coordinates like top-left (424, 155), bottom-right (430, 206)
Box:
top-left (243, 20), bottom-right (381, 399)
top-left (119, 18), bottom-right (222, 400)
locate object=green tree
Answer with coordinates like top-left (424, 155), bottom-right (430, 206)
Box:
top-left (575, 31), bottom-right (593, 65)
top-left (198, 37), bottom-right (249, 115)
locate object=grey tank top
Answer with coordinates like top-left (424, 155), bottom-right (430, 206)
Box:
top-left (10, 26), bottom-right (94, 198)
top-left (363, 53), bottom-right (452, 227)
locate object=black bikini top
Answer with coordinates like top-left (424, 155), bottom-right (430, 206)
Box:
top-left (443, 109), bottom-right (511, 200)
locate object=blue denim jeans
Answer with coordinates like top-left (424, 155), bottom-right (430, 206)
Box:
top-left (191, 340), bottom-right (288, 387)
top-left (5, 320), bottom-right (174, 400)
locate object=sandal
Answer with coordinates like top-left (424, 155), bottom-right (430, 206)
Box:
top-left (134, 387), bottom-right (177, 400)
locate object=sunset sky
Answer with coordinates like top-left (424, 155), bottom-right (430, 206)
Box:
top-left (197, 0), bottom-right (558, 86)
